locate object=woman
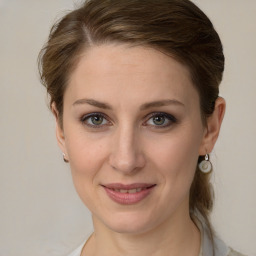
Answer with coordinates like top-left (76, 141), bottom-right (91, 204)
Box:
top-left (38, 0), bottom-right (246, 255)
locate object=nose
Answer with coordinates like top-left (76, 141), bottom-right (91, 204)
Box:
top-left (108, 126), bottom-right (146, 174)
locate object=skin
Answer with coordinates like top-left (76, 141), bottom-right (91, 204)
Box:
top-left (53, 44), bottom-right (225, 256)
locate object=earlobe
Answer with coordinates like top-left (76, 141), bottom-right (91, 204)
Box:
top-left (51, 103), bottom-right (68, 159)
top-left (199, 97), bottom-right (226, 155)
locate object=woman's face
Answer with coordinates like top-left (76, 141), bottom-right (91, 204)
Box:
top-left (57, 44), bottom-right (209, 234)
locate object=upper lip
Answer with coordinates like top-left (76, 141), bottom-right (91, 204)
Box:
top-left (102, 183), bottom-right (156, 190)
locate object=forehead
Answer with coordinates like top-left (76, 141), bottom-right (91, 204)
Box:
top-left (72, 44), bottom-right (191, 81)
top-left (66, 44), bottom-right (199, 106)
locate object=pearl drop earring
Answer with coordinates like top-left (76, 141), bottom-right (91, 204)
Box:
top-left (198, 154), bottom-right (212, 173)
top-left (62, 153), bottom-right (69, 163)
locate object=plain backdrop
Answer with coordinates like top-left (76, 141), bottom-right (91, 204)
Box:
top-left (0, 0), bottom-right (255, 255)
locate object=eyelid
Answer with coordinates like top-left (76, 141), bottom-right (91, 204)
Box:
top-left (143, 112), bottom-right (177, 127)
top-left (79, 111), bottom-right (177, 129)
top-left (80, 112), bottom-right (112, 128)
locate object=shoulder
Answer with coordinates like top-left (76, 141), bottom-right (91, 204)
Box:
top-left (213, 234), bottom-right (247, 256)
top-left (227, 247), bottom-right (247, 256)
top-left (193, 211), bottom-right (247, 256)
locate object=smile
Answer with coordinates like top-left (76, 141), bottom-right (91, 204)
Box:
top-left (110, 188), bottom-right (145, 193)
top-left (102, 183), bottom-right (156, 205)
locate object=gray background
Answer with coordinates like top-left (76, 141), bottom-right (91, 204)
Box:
top-left (0, 0), bottom-right (255, 255)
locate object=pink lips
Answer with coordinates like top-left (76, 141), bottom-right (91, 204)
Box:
top-left (102, 183), bottom-right (156, 205)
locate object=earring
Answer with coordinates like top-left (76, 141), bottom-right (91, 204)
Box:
top-left (198, 154), bottom-right (212, 173)
top-left (63, 153), bottom-right (69, 163)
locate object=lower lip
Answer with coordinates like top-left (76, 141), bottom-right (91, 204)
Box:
top-left (103, 186), bottom-right (155, 205)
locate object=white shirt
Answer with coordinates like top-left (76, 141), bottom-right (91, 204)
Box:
top-left (67, 212), bottom-right (245, 256)
top-left (68, 243), bottom-right (84, 256)
top-left (67, 237), bottom-right (243, 256)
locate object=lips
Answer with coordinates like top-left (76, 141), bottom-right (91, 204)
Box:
top-left (111, 187), bottom-right (144, 193)
top-left (102, 183), bottom-right (156, 205)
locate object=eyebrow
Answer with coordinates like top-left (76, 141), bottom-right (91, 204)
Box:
top-left (72, 98), bottom-right (184, 110)
top-left (140, 99), bottom-right (184, 110)
top-left (73, 98), bottom-right (112, 109)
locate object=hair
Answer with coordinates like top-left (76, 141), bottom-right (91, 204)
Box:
top-left (38, 0), bottom-right (224, 249)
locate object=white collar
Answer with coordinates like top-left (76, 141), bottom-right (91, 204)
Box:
top-left (193, 210), bottom-right (230, 256)
top-left (68, 212), bottom-right (230, 256)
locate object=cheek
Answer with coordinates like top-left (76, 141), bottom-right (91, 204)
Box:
top-left (146, 125), bottom-right (203, 185)
top-left (65, 129), bottom-right (109, 184)
top-left (65, 133), bottom-right (110, 208)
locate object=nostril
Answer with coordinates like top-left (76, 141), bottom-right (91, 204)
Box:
top-left (108, 141), bottom-right (146, 173)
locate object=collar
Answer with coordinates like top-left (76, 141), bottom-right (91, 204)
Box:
top-left (193, 210), bottom-right (230, 256)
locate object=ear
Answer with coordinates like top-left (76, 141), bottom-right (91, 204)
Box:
top-left (199, 97), bottom-right (226, 155)
top-left (51, 103), bottom-right (69, 160)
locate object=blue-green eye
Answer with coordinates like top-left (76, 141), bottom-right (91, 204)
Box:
top-left (152, 115), bottom-right (166, 125)
top-left (81, 113), bottom-right (109, 127)
top-left (145, 113), bottom-right (177, 127)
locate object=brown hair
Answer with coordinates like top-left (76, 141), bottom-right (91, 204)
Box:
top-left (38, 0), bottom-right (224, 246)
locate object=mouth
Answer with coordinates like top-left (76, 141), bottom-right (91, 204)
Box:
top-left (101, 183), bottom-right (156, 205)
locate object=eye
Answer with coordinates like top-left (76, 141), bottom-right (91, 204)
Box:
top-left (81, 113), bottom-right (110, 128)
top-left (144, 112), bottom-right (177, 128)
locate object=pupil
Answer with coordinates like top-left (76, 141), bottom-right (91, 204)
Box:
top-left (92, 116), bottom-right (103, 125)
top-left (153, 116), bottom-right (165, 125)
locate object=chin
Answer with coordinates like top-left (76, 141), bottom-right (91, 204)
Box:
top-left (96, 210), bottom-right (161, 235)
top-left (108, 221), bottom-right (153, 235)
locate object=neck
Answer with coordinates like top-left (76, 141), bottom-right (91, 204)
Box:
top-left (82, 207), bottom-right (200, 256)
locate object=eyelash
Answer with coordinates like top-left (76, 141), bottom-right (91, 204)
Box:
top-left (80, 112), bottom-right (111, 128)
top-left (80, 112), bottom-right (177, 129)
top-left (143, 112), bottom-right (177, 128)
